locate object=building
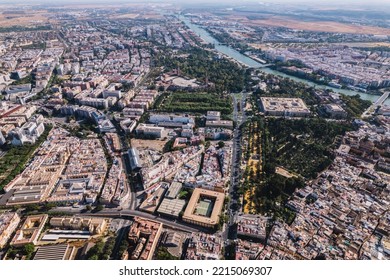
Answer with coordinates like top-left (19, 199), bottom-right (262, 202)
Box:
top-left (120, 119), bottom-right (137, 134)
top-left (103, 83), bottom-right (122, 99)
top-left (105, 133), bottom-right (121, 152)
top-left (235, 239), bottom-right (264, 260)
top-left (182, 188), bottom-right (225, 228)
top-left (0, 212), bottom-right (20, 249)
top-left (123, 108), bottom-right (144, 118)
top-left (206, 111), bottom-right (221, 121)
top-left (203, 127), bottom-right (232, 140)
top-left (49, 216), bottom-right (108, 235)
top-left (135, 124), bottom-right (167, 139)
top-left (260, 97), bottom-right (310, 117)
top-left (79, 97), bottom-right (108, 109)
top-left (205, 120), bottom-right (234, 129)
top-left (323, 104), bottom-right (348, 119)
top-left (10, 120), bottom-right (45, 146)
top-left (157, 198), bottom-right (186, 218)
top-left (139, 184), bottom-right (167, 214)
top-left (128, 148), bottom-right (142, 171)
top-left (165, 181), bottom-right (183, 199)
top-left (33, 244), bottom-right (71, 260)
top-left (236, 214), bottom-right (267, 243)
top-left (185, 233), bottom-right (222, 260)
top-left (100, 157), bottom-right (123, 204)
top-left (11, 214), bottom-right (48, 247)
top-left (0, 131), bottom-right (6, 145)
top-left (181, 127), bottom-right (194, 138)
top-left (1, 124), bottom-right (15, 137)
top-left (97, 119), bottom-right (116, 133)
top-left (4, 84), bottom-right (31, 100)
top-left (149, 114), bottom-right (194, 127)
top-left (128, 217), bottom-right (162, 260)
top-left (163, 231), bottom-right (186, 258)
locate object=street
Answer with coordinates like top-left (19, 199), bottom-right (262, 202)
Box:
top-left (222, 92), bottom-right (248, 242)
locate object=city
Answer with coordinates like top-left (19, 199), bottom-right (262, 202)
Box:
top-left (0, 0), bottom-right (389, 261)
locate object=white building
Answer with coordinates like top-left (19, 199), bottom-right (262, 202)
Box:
top-left (10, 121), bottom-right (45, 146)
top-left (206, 111), bottom-right (221, 121)
top-left (149, 114), bottom-right (195, 126)
top-left (0, 132), bottom-right (6, 146)
top-left (79, 97), bottom-right (108, 109)
top-left (0, 212), bottom-right (20, 249)
top-left (120, 119), bottom-right (137, 133)
top-left (136, 124), bottom-right (167, 138)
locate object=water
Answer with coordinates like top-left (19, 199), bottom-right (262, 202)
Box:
top-left (181, 16), bottom-right (390, 106)
top-left (181, 16), bottom-right (264, 68)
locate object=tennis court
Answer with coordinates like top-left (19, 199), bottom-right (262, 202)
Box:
top-left (195, 198), bottom-right (215, 217)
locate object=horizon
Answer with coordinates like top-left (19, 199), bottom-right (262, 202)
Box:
top-left (2, 0), bottom-right (390, 5)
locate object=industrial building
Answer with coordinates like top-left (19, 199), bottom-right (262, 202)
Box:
top-left (149, 114), bottom-right (195, 128)
top-left (33, 244), bottom-right (72, 260)
top-left (157, 198), bottom-right (186, 218)
top-left (128, 148), bottom-right (142, 171)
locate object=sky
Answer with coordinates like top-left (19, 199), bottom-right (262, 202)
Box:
top-left (4, 0), bottom-right (389, 3)
top-left (3, 0), bottom-right (390, 8)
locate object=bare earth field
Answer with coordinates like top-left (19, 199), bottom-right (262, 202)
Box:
top-left (131, 139), bottom-right (168, 153)
top-left (231, 15), bottom-right (390, 35)
top-left (110, 13), bottom-right (140, 19)
top-left (0, 10), bottom-right (52, 27)
top-left (249, 42), bottom-right (390, 50)
top-left (275, 166), bottom-right (298, 179)
top-left (333, 42), bottom-right (390, 48)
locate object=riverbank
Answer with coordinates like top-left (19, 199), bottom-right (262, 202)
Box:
top-left (180, 15), bottom-right (390, 106)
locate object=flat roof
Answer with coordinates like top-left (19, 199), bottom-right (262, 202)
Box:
top-left (260, 97), bottom-right (310, 113)
top-left (41, 234), bottom-right (90, 241)
top-left (157, 198), bottom-right (186, 217)
top-left (33, 244), bottom-right (69, 260)
top-left (165, 181), bottom-right (183, 199)
top-left (183, 188), bottom-right (224, 226)
top-left (139, 187), bottom-right (166, 214)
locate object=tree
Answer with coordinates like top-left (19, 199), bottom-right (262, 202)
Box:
top-left (88, 255), bottom-right (99, 260)
top-left (23, 244), bottom-right (35, 259)
top-left (43, 202), bottom-right (56, 211)
top-left (156, 247), bottom-right (179, 260)
top-left (25, 204), bottom-right (40, 213)
top-left (7, 247), bottom-right (17, 259)
top-left (95, 205), bottom-right (104, 212)
top-left (218, 141), bottom-right (225, 149)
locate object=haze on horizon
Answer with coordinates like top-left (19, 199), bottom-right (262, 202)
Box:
top-left (3, 0), bottom-right (390, 5)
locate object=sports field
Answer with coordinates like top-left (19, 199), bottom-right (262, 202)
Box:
top-left (195, 198), bottom-right (215, 217)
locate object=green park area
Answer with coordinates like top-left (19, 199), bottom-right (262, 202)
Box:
top-left (0, 125), bottom-right (51, 192)
top-left (159, 92), bottom-right (232, 115)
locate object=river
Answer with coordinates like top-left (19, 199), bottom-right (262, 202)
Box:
top-left (181, 16), bottom-right (390, 105)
